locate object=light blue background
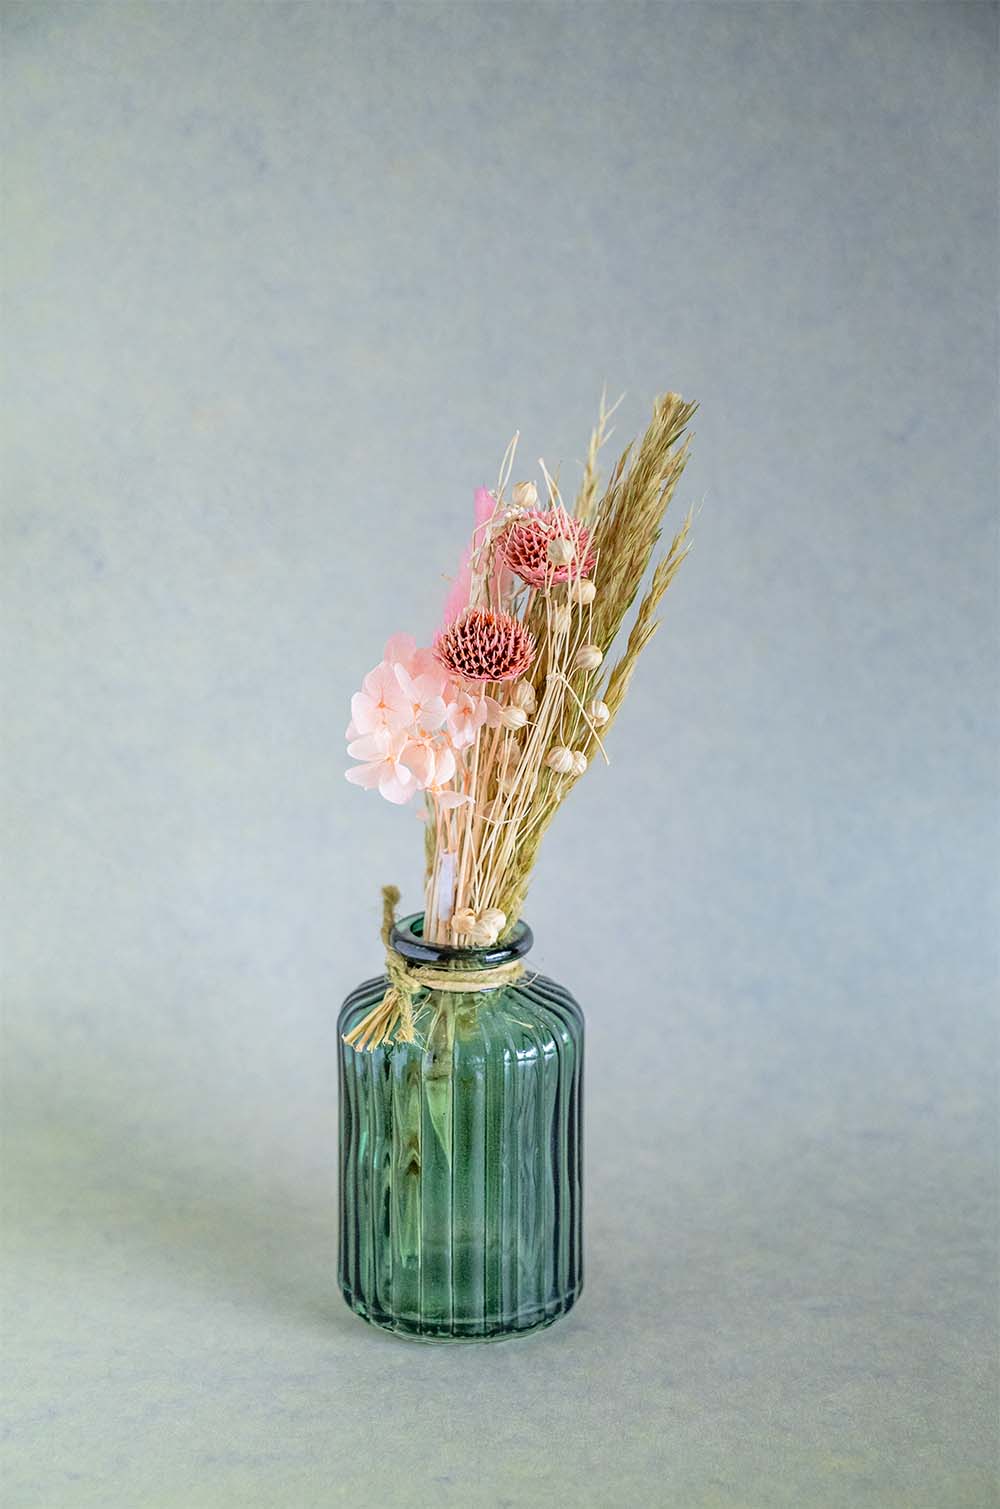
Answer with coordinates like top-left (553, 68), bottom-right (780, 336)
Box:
top-left (3, 3), bottom-right (997, 1505)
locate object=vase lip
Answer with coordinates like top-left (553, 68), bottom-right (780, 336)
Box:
top-left (391, 912), bottom-right (533, 968)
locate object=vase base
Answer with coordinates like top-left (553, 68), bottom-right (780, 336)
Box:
top-left (339, 1283), bottom-right (582, 1343)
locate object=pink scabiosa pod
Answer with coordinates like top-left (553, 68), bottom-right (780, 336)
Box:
top-left (434, 608), bottom-right (536, 683)
top-left (499, 505), bottom-right (596, 589)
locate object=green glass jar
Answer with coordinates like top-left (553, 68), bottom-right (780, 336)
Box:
top-left (338, 914), bottom-right (584, 1341)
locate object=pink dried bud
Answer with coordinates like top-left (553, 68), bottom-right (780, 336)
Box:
top-left (499, 506), bottom-right (597, 589)
top-left (434, 609), bottom-right (536, 683)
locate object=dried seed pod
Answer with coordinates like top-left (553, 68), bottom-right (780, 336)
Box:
top-left (551, 604), bottom-right (572, 635)
top-left (500, 506), bottom-right (596, 588)
top-left (511, 680), bottom-right (536, 713)
top-left (545, 746), bottom-right (575, 774)
top-left (567, 578), bottom-right (597, 606)
top-left (571, 750), bottom-right (588, 776)
top-left (587, 698), bottom-right (610, 727)
top-left (479, 908), bottom-right (506, 938)
top-left (574, 643), bottom-right (603, 671)
top-left (547, 537), bottom-right (576, 567)
top-left (511, 480), bottom-right (538, 509)
top-left (451, 908), bottom-right (477, 935)
top-left (500, 704), bottom-right (528, 731)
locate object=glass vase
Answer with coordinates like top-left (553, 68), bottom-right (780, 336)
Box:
top-left (337, 913), bottom-right (584, 1341)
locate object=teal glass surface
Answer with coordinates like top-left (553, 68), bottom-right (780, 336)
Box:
top-left (338, 915), bottom-right (584, 1341)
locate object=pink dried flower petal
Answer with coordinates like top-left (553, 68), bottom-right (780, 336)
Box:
top-left (432, 788), bottom-right (472, 809)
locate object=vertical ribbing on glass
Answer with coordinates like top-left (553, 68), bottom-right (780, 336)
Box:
top-left (337, 972), bottom-right (584, 1342)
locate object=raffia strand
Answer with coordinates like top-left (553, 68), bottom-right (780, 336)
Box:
top-left (342, 885), bottom-right (525, 1053)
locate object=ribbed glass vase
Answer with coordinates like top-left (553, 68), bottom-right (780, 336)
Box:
top-left (338, 914), bottom-right (583, 1341)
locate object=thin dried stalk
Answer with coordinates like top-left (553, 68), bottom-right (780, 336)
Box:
top-left (573, 388), bottom-right (622, 526)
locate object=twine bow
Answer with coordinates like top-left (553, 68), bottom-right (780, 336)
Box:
top-left (342, 885), bottom-right (526, 1053)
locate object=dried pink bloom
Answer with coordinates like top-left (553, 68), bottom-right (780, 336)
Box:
top-left (400, 736), bottom-right (455, 790)
top-left (347, 634), bottom-right (494, 804)
top-left (349, 660), bottom-right (411, 738)
top-left (499, 506), bottom-right (596, 588)
top-left (394, 665), bottom-right (448, 734)
top-left (384, 633), bottom-right (443, 681)
top-left (428, 786), bottom-right (472, 810)
top-left (345, 728), bottom-right (417, 805)
top-left (347, 627), bottom-right (510, 804)
top-left (444, 686), bottom-right (501, 749)
top-left (434, 609), bottom-right (536, 683)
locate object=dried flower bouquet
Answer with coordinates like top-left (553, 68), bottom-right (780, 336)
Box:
top-left (344, 391), bottom-right (696, 1046)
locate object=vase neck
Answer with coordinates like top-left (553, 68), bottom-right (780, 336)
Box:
top-left (390, 912), bottom-right (533, 973)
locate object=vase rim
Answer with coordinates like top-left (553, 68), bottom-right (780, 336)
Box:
top-left (391, 912), bottom-right (533, 968)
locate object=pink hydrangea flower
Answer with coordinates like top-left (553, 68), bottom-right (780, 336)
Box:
top-left (400, 734), bottom-right (455, 789)
top-left (395, 665), bottom-right (448, 733)
top-left (445, 686), bottom-right (501, 749)
top-left (350, 660), bottom-right (410, 738)
top-left (345, 728), bottom-right (417, 805)
top-left (426, 781), bottom-right (471, 810)
top-left (346, 635), bottom-right (490, 806)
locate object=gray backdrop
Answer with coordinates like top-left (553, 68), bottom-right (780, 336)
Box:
top-left (2, 3), bottom-right (997, 1506)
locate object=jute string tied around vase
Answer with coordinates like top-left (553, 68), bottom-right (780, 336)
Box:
top-left (342, 885), bottom-right (526, 1053)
